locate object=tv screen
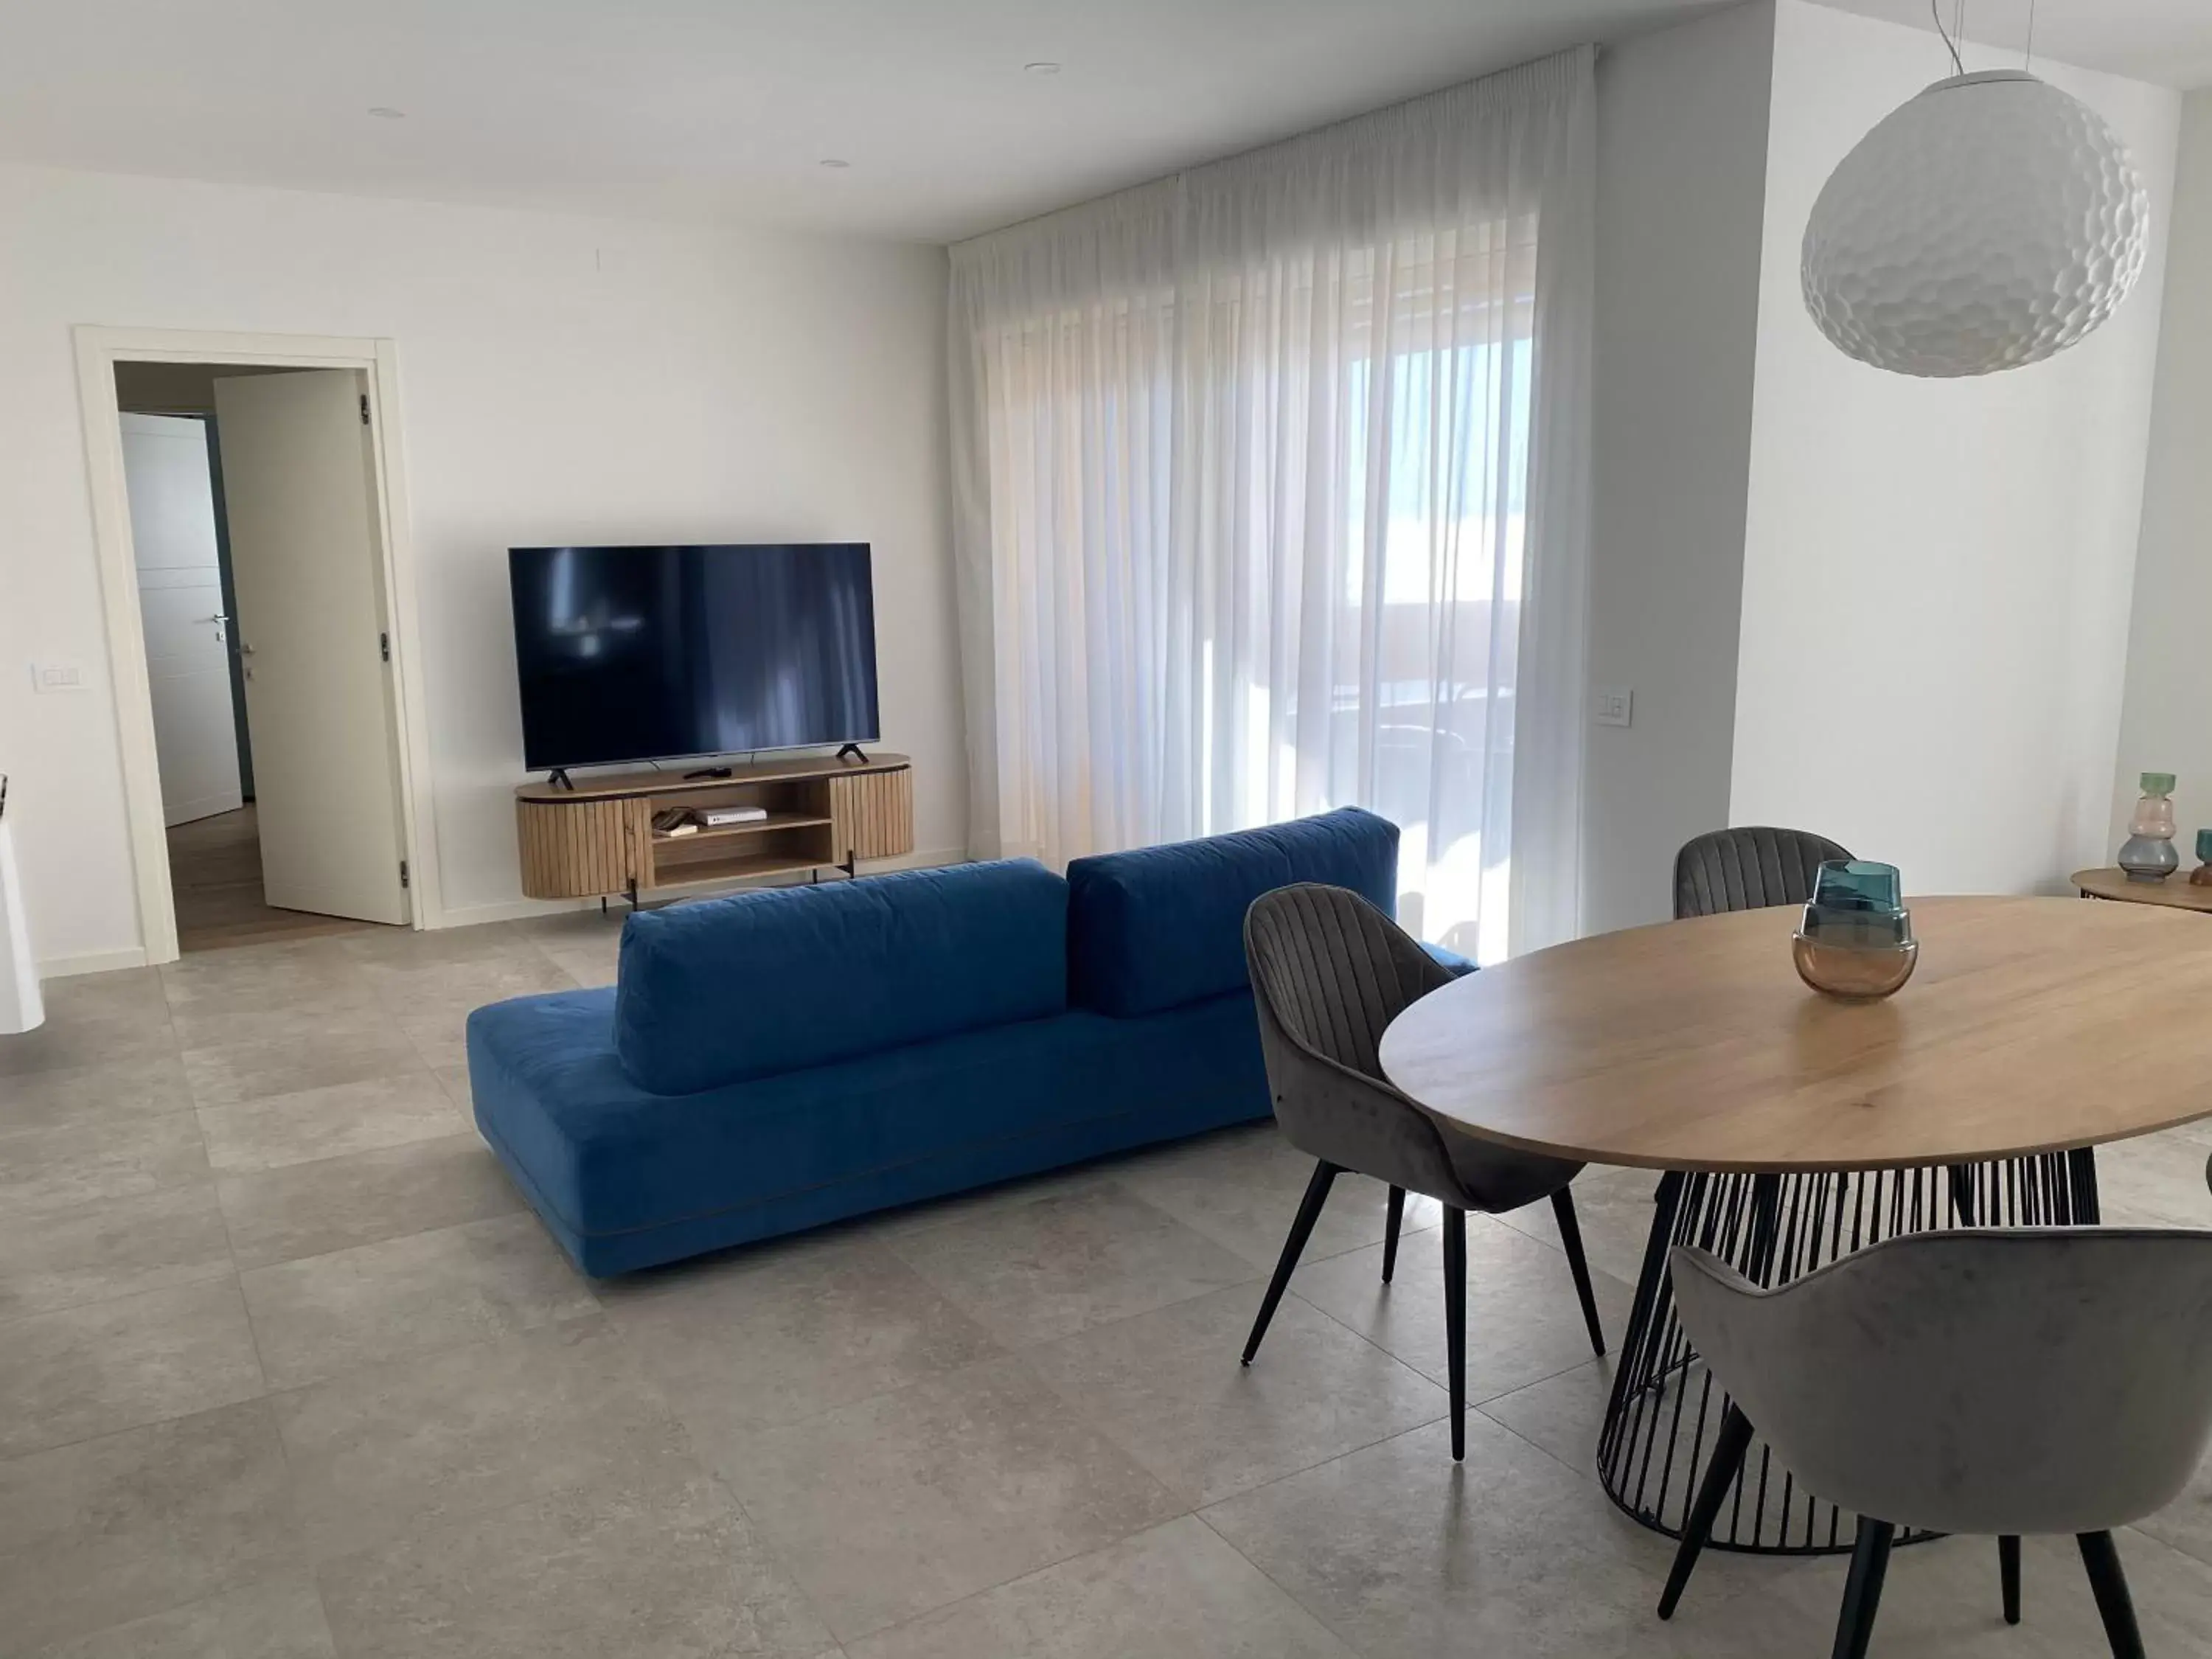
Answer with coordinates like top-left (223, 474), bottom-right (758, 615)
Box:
top-left (508, 543), bottom-right (880, 770)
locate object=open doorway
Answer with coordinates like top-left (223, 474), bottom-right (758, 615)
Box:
top-left (78, 330), bottom-right (439, 964)
top-left (115, 363), bottom-right (411, 952)
top-left (116, 364), bottom-right (410, 950)
top-left (116, 363), bottom-right (416, 960)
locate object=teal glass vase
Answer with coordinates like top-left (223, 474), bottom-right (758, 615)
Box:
top-left (1793, 860), bottom-right (1918, 999)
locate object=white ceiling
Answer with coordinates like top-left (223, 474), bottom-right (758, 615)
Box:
top-left (1, 1), bottom-right (2206, 244)
top-left (1820, 0), bottom-right (2212, 90)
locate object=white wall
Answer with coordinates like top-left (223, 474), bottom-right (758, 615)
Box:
top-left (2109, 90), bottom-right (2212, 865)
top-left (1728, 1), bottom-right (2180, 894)
top-left (0, 163), bottom-right (961, 973)
top-left (1585, 1), bottom-right (1775, 933)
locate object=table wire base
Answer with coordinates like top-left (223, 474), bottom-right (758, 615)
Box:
top-left (1597, 1149), bottom-right (2101, 1555)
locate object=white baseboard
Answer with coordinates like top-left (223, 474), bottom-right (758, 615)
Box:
top-left (30, 850), bottom-right (976, 977)
top-left (428, 847), bottom-right (969, 930)
top-left (433, 896), bottom-right (600, 929)
top-left (40, 946), bottom-right (151, 980)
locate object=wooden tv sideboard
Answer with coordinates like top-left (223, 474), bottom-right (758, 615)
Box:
top-left (515, 752), bottom-right (914, 902)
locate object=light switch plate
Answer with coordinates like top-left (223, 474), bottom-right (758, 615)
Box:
top-left (1593, 685), bottom-right (1632, 728)
top-left (32, 660), bottom-right (90, 693)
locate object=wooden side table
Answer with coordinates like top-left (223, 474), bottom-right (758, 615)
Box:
top-left (2071, 866), bottom-right (2212, 911)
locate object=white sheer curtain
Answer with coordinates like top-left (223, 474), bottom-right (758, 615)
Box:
top-left (949, 47), bottom-right (1593, 959)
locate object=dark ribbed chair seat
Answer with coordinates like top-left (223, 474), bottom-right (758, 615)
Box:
top-left (1239, 883), bottom-right (1605, 1460)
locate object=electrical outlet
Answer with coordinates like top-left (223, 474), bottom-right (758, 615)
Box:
top-left (1593, 685), bottom-right (1632, 728)
top-left (32, 661), bottom-right (89, 694)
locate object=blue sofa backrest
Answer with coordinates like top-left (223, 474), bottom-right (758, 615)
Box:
top-left (614, 858), bottom-right (1069, 1095)
top-left (1065, 807), bottom-right (1399, 1018)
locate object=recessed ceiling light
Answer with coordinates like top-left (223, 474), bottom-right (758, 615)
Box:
top-left (368, 106), bottom-right (406, 119)
top-left (1023, 61), bottom-right (1061, 75)
top-left (818, 157), bottom-right (850, 169)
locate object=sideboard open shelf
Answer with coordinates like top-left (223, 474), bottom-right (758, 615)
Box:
top-left (515, 752), bottom-right (913, 904)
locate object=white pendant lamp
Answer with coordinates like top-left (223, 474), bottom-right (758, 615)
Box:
top-left (1801, 10), bottom-right (2149, 379)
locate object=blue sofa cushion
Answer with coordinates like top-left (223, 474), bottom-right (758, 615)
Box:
top-left (613, 858), bottom-right (1069, 1095)
top-left (1065, 807), bottom-right (1399, 1018)
top-left (470, 983), bottom-right (1267, 1260)
top-left (1425, 939), bottom-right (1478, 978)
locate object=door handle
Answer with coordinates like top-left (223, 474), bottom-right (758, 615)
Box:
top-left (201, 613), bottom-right (230, 624)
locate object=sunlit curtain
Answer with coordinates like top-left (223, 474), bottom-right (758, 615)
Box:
top-left (949, 47), bottom-right (1593, 959)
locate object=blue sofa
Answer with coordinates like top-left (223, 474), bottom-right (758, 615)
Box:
top-left (467, 806), bottom-right (1415, 1276)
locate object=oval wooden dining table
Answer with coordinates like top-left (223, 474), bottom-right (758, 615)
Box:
top-left (1379, 894), bottom-right (2212, 1556)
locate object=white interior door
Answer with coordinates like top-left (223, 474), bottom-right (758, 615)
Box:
top-left (121, 413), bottom-right (244, 827)
top-left (212, 370), bottom-right (410, 924)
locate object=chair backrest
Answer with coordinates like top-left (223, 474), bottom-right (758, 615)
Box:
top-left (1673, 826), bottom-right (1852, 918)
top-left (1242, 884), bottom-right (1470, 1199)
top-left (1671, 1229), bottom-right (2212, 1537)
top-left (1245, 883), bottom-right (1444, 1079)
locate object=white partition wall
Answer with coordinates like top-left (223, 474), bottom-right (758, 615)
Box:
top-left (2108, 90), bottom-right (2212, 861)
top-left (1582, 3), bottom-right (1775, 934)
top-left (1582, 1), bottom-right (2184, 925)
top-left (1726, 1), bottom-right (2180, 894)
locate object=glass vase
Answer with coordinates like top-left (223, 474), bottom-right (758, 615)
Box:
top-left (2118, 773), bottom-right (2179, 883)
top-left (1792, 860), bottom-right (1917, 999)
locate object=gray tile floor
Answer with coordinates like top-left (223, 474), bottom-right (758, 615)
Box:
top-left (6, 913), bottom-right (2212, 1655)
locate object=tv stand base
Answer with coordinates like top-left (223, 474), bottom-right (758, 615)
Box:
top-left (515, 753), bottom-right (912, 902)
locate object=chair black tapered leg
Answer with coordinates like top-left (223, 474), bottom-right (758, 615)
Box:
top-left (1999, 1534), bottom-right (2022, 1625)
top-left (1242, 1161), bottom-right (1339, 1365)
top-left (1658, 1404), bottom-right (1753, 1618)
top-left (1831, 1517), bottom-right (1896, 1659)
top-left (1443, 1206), bottom-right (1467, 1460)
top-left (1551, 1187), bottom-right (1607, 1357)
top-left (1382, 1186), bottom-right (1406, 1284)
top-left (2079, 1531), bottom-right (2146, 1659)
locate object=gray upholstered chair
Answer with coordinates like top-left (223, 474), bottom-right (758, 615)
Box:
top-left (1240, 883), bottom-right (1605, 1461)
top-left (1674, 826), bottom-right (1852, 919)
top-left (1658, 1229), bottom-right (2212, 1658)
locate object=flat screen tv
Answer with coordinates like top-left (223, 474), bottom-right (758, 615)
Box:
top-left (508, 543), bottom-right (880, 771)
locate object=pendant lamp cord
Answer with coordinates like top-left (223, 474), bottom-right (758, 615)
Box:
top-left (2024, 0), bottom-right (2037, 70)
top-left (1930, 0), bottom-right (1965, 77)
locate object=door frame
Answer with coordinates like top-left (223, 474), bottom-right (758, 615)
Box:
top-left (74, 326), bottom-right (445, 963)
